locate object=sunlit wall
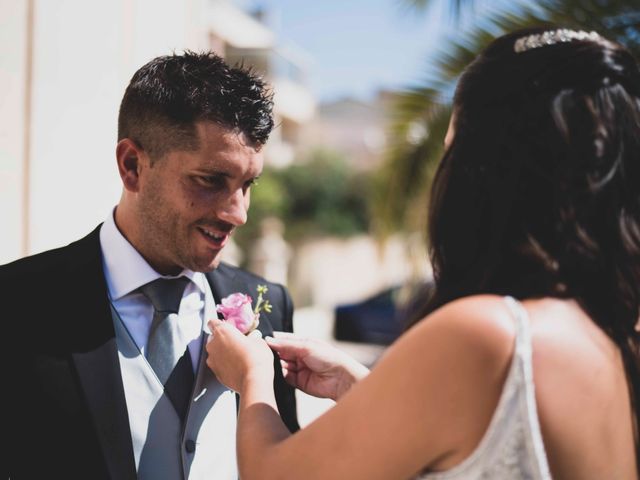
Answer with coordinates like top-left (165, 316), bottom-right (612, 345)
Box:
top-left (0, 0), bottom-right (210, 264)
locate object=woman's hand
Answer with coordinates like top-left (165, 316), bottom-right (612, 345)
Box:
top-left (265, 332), bottom-right (370, 401)
top-left (206, 319), bottom-right (274, 393)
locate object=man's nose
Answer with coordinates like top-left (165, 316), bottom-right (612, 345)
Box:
top-left (218, 189), bottom-right (248, 226)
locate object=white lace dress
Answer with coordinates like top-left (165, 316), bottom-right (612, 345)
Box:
top-left (416, 297), bottom-right (552, 479)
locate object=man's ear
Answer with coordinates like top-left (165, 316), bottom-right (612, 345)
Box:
top-left (116, 138), bottom-right (146, 192)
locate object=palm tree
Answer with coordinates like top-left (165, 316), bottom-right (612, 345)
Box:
top-left (374, 0), bottom-right (640, 240)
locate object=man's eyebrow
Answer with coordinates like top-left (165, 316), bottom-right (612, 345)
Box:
top-left (195, 169), bottom-right (262, 181)
top-left (195, 168), bottom-right (232, 178)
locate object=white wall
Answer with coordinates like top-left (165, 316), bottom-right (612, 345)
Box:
top-left (29, 0), bottom-right (123, 254)
top-left (290, 234), bottom-right (430, 309)
top-left (1, 0), bottom-right (210, 263)
top-left (0, 0), bottom-right (29, 263)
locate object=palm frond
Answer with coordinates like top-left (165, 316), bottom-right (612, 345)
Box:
top-left (373, 23), bottom-right (510, 238)
top-left (541, 0), bottom-right (640, 57)
top-left (373, 102), bottom-right (450, 238)
top-left (374, 0), bottom-right (640, 239)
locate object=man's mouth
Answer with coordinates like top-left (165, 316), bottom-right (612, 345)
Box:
top-left (197, 226), bottom-right (230, 248)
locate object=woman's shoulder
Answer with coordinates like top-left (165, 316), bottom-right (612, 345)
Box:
top-left (378, 294), bottom-right (522, 471)
top-left (408, 294), bottom-right (519, 358)
top-left (389, 294), bottom-right (520, 413)
top-left (408, 295), bottom-right (611, 376)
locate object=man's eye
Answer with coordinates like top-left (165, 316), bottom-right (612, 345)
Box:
top-left (242, 178), bottom-right (259, 193)
top-left (198, 176), bottom-right (225, 187)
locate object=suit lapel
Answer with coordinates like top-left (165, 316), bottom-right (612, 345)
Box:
top-left (206, 266), bottom-right (245, 310)
top-left (68, 227), bottom-right (137, 480)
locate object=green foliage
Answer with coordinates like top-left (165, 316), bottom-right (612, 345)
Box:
top-left (278, 149), bottom-right (371, 240)
top-left (234, 170), bottom-right (286, 254)
top-left (236, 149), bottom-right (371, 256)
top-left (247, 171), bottom-right (287, 222)
top-left (375, 0), bottom-right (640, 239)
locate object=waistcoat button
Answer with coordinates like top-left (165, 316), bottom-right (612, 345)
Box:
top-left (185, 439), bottom-right (196, 453)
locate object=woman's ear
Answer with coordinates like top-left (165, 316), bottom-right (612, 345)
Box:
top-left (116, 138), bottom-right (146, 192)
top-left (444, 111), bottom-right (457, 150)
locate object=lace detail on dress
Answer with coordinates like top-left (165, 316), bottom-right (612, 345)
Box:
top-left (415, 297), bottom-right (552, 480)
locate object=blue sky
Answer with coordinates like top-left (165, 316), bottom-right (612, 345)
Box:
top-left (238, 0), bottom-right (446, 102)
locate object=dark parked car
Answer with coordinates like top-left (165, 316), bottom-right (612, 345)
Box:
top-left (333, 280), bottom-right (434, 346)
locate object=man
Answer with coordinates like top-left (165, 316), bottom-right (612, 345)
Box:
top-left (1, 51), bottom-right (298, 480)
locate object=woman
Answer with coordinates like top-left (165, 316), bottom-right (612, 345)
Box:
top-left (207, 27), bottom-right (640, 479)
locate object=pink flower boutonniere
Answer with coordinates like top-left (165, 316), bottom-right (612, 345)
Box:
top-left (216, 285), bottom-right (272, 335)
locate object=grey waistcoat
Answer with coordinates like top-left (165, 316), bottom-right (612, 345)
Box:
top-left (110, 305), bottom-right (238, 479)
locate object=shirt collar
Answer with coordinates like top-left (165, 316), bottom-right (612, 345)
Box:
top-left (99, 208), bottom-right (206, 301)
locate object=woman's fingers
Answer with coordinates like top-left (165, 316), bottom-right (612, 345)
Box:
top-left (208, 317), bottom-right (238, 338)
top-left (272, 331), bottom-right (296, 339)
top-left (208, 317), bottom-right (223, 332)
top-left (208, 318), bottom-right (251, 341)
top-left (265, 335), bottom-right (310, 359)
top-left (278, 360), bottom-right (298, 387)
top-left (280, 358), bottom-right (301, 373)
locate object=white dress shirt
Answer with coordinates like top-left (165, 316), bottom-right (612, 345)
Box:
top-left (99, 209), bottom-right (215, 371)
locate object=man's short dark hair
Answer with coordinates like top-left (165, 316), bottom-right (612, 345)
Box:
top-left (118, 51), bottom-right (274, 159)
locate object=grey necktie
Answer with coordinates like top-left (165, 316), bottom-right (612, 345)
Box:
top-left (140, 276), bottom-right (195, 420)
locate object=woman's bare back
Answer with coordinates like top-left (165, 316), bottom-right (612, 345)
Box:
top-left (525, 298), bottom-right (637, 479)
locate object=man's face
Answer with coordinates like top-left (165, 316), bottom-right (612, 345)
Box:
top-left (133, 121), bottom-right (263, 275)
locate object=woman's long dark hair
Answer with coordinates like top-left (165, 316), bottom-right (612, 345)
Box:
top-left (421, 27), bottom-right (640, 470)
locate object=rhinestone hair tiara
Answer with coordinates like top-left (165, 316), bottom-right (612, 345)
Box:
top-left (513, 29), bottom-right (602, 53)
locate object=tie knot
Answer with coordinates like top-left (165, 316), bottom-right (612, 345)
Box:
top-left (140, 277), bottom-right (190, 314)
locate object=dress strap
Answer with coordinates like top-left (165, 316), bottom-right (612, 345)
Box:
top-left (502, 297), bottom-right (530, 359)
top-left (502, 296), bottom-right (553, 480)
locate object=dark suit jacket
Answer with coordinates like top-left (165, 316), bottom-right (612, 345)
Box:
top-left (0, 225), bottom-right (299, 479)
